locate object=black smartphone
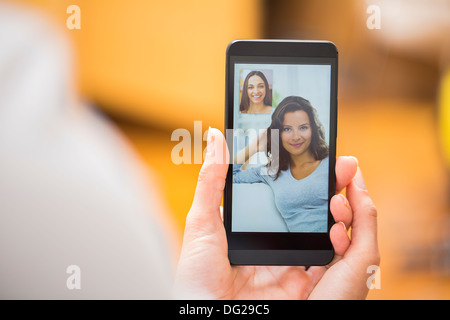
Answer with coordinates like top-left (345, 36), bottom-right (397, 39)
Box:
top-left (224, 40), bottom-right (338, 266)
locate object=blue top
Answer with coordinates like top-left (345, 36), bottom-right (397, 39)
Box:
top-left (233, 157), bottom-right (329, 232)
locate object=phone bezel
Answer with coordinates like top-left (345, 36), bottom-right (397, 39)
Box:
top-left (224, 40), bottom-right (338, 266)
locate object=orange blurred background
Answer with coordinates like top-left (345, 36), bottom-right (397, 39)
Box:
top-left (9, 0), bottom-right (450, 299)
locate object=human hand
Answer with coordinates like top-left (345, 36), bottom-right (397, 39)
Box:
top-left (307, 158), bottom-right (380, 299)
top-left (174, 128), bottom-right (379, 299)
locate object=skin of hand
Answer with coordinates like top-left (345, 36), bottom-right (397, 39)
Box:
top-left (174, 128), bottom-right (380, 300)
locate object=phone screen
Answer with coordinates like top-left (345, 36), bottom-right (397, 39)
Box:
top-left (224, 41), bottom-right (338, 265)
top-left (232, 59), bottom-right (332, 233)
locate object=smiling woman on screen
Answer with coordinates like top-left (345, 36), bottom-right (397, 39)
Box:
top-left (233, 96), bottom-right (329, 232)
top-left (239, 71), bottom-right (273, 114)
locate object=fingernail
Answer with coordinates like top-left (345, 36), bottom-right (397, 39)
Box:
top-left (206, 127), bottom-right (214, 155)
top-left (348, 156), bottom-right (358, 167)
top-left (338, 193), bottom-right (349, 207)
top-left (353, 167), bottom-right (367, 190)
top-left (338, 221), bottom-right (347, 232)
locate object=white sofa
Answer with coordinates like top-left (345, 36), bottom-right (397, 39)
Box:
top-left (232, 183), bottom-right (288, 232)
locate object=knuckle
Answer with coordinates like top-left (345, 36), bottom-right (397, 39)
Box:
top-left (366, 204), bottom-right (378, 219)
top-left (361, 196), bottom-right (378, 219)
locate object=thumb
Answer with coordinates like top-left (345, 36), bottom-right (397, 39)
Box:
top-left (186, 128), bottom-right (229, 233)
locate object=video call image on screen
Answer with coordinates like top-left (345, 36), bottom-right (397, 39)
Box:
top-left (231, 62), bottom-right (331, 233)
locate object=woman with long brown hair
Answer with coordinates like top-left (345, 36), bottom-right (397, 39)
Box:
top-left (239, 71), bottom-right (273, 114)
top-left (233, 96), bottom-right (329, 232)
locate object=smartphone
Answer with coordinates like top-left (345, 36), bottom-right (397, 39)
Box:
top-left (224, 40), bottom-right (338, 266)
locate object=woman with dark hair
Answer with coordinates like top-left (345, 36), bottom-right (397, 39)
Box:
top-left (239, 71), bottom-right (272, 114)
top-left (233, 96), bottom-right (329, 232)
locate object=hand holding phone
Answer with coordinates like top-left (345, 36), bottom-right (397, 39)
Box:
top-left (174, 40), bottom-right (379, 299)
top-left (175, 129), bottom-right (379, 299)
